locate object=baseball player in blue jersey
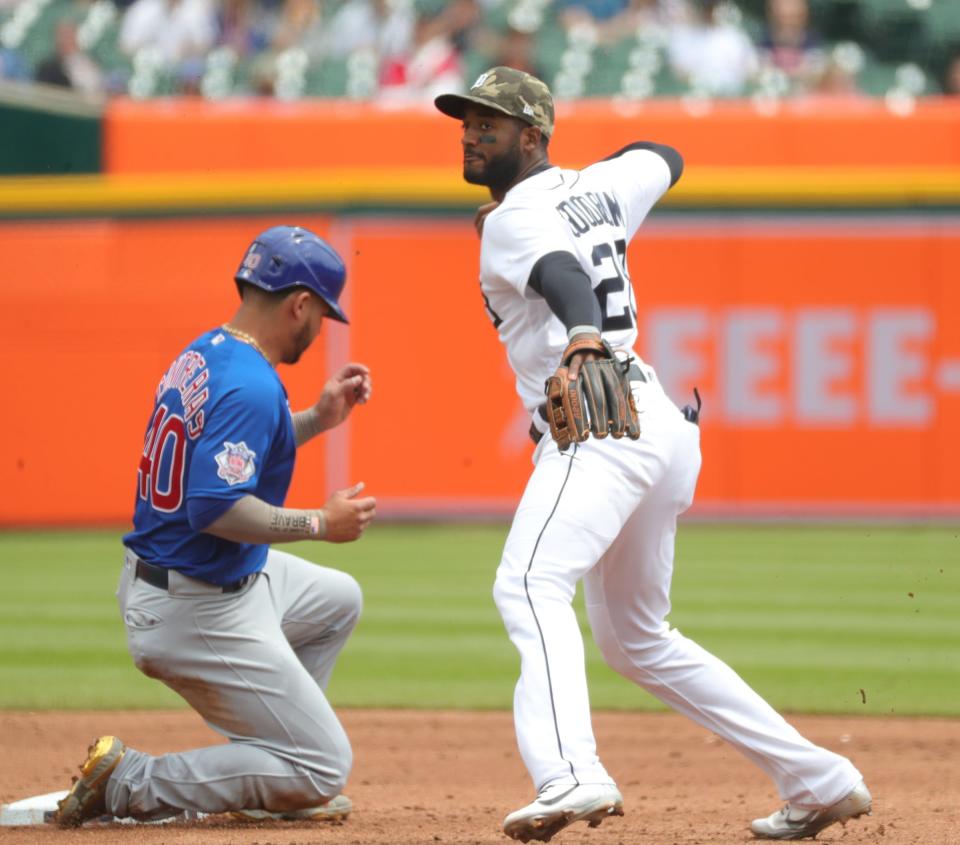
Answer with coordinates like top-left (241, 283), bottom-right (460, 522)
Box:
top-left (435, 67), bottom-right (872, 843)
top-left (56, 225), bottom-right (376, 827)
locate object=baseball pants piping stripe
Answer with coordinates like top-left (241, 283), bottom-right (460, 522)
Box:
top-left (522, 443), bottom-right (580, 787)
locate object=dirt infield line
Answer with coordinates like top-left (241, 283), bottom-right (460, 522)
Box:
top-left (1, 709), bottom-right (956, 844)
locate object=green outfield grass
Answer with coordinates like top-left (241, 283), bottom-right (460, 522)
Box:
top-left (0, 524), bottom-right (957, 715)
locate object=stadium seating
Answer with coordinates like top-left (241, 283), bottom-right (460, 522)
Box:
top-left (1, 0), bottom-right (956, 99)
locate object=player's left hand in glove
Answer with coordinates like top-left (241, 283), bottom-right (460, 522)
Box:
top-left (544, 335), bottom-right (641, 451)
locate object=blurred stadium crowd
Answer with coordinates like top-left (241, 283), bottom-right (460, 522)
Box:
top-left (1, 0), bottom-right (959, 102)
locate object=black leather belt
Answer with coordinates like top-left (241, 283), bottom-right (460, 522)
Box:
top-left (530, 362), bottom-right (648, 445)
top-left (135, 558), bottom-right (250, 594)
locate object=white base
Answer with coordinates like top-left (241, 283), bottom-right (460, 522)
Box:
top-left (0, 791), bottom-right (68, 826)
top-left (0, 791), bottom-right (204, 826)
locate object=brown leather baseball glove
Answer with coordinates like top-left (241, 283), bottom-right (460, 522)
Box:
top-left (544, 337), bottom-right (641, 451)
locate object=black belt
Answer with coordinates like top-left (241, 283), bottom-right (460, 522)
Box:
top-left (530, 362), bottom-right (648, 445)
top-left (134, 558), bottom-right (251, 594)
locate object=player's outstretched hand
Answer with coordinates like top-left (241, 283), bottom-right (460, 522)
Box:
top-left (322, 482), bottom-right (376, 543)
top-left (315, 363), bottom-right (372, 431)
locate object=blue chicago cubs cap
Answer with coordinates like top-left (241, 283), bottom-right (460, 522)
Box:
top-left (235, 225), bottom-right (349, 324)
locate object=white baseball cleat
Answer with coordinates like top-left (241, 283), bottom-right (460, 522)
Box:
top-left (503, 783), bottom-right (624, 843)
top-left (750, 781), bottom-right (872, 840)
top-left (231, 794), bottom-right (352, 822)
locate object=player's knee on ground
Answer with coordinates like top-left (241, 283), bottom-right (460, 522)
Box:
top-left (287, 729), bottom-right (353, 806)
top-left (264, 761), bottom-right (351, 812)
top-left (317, 734), bottom-right (353, 797)
top-left (303, 763), bottom-right (351, 805)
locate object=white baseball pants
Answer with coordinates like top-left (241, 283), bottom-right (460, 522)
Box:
top-left (493, 372), bottom-right (862, 808)
top-left (106, 548), bottom-right (361, 819)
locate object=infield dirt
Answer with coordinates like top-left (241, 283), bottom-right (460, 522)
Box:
top-left (1, 709), bottom-right (956, 844)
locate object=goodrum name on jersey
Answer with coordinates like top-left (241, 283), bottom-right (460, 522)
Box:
top-left (555, 192), bottom-right (624, 238)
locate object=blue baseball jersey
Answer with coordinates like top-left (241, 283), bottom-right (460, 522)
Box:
top-left (123, 328), bottom-right (297, 585)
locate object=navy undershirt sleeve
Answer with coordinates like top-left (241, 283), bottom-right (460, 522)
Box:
top-left (603, 141), bottom-right (684, 186)
top-left (528, 251), bottom-right (602, 332)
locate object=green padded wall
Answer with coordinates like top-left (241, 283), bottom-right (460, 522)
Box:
top-left (0, 94), bottom-right (102, 174)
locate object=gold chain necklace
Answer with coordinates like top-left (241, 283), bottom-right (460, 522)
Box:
top-left (222, 324), bottom-right (270, 361)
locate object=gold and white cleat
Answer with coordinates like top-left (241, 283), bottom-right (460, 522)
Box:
top-left (56, 736), bottom-right (127, 828)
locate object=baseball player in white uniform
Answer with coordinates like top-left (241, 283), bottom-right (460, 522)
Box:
top-left (435, 67), bottom-right (872, 843)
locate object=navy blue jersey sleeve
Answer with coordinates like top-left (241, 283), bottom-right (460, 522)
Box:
top-left (186, 496), bottom-right (238, 531)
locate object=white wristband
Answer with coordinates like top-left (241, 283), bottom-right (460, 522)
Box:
top-left (568, 325), bottom-right (601, 341)
top-left (311, 509), bottom-right (327, 540)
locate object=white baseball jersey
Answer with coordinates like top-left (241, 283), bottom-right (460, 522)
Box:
top-left (479, 149), bottom-right (672, 416)
top-left (483, 147), bottom-right (863, 815)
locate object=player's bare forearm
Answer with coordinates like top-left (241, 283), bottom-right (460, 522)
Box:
top-left (203, 487), bottom-right (376, 545)
top-left (292, 408), bottom-right (323, 447)
top-left (203, 495), bottom-right (327, 543)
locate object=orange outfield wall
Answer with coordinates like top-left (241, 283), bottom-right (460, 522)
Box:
top-left (103, 98), bottom-right (960, 173)
top-left (2, 215), bottom-right (959, 525)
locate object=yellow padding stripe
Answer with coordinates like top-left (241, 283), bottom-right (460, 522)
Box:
top-left (0, 169), bottom-right (483, 212)
top-left (2, 167), bottom-right (960, 212)
top-left (671, 167), bottom-right (960, 204)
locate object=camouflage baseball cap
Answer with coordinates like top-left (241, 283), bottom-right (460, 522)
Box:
top-left (435, 66), bottom-right (555, 137)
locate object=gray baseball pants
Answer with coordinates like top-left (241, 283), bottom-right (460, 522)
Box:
top-left (105, 547), bottom-right (361, 820)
